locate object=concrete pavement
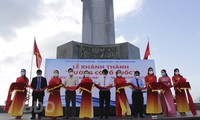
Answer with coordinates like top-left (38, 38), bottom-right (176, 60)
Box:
top-left (1, 111), bottom-right (200, 120)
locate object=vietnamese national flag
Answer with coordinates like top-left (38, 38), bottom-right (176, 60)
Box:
top-left (143, 41), bottom-right (150, 60)
top-left (33, 37), bottom-right (42, 68)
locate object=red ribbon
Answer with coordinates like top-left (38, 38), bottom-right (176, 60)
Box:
top-left (64, 83), bottom-right (113, 91)
top-left (4, 82), bottom-right (27, 112)
top-left (174, 82), bottom-right (197, 116)
top-left (186, 89), bottom-right (197, 116)
top-left (5, 81), bottom-right (196, 116)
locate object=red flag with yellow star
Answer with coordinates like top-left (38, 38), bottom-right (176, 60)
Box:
top-left (34, 37), bottom-right (42, 68)
top-left (143, 41), bottom-right (150, 60)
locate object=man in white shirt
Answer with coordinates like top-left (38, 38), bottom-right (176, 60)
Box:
top-left (130, 71), bottom-right (145, 118)
top-left (64, 68), bottom-right (79, 119)
top-left (96, 69), bottom-right (113, 119)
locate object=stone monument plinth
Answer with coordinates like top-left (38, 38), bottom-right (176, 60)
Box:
top-left (57, 41), bottom-right (140, 59)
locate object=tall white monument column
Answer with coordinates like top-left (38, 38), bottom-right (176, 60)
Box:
top-left (57, 0), bottom-right (140, 60)
top-left (81, 0), bottom-right (115, 45)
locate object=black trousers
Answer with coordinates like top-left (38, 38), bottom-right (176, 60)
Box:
top-left (132, 91), bottom-right (144, 116)
top-left (99, 90), bottom-right (110, 117)
top-left (32, 94), bottom-right (44, 117)
top-left (65, 90), bottom-right (76, 117)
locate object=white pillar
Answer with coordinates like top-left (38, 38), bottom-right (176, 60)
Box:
top-left (81, 0), bottom-right (115, 45)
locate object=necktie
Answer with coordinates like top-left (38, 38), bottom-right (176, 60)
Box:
top-left (37, 77), bottom-right (41, 90)
top-left (104, 77), bottom-right (106, 87)
top-left (136, 79), bottom-right (140, 87)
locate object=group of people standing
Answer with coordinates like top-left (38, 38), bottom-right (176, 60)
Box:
top-left (145, 67), bottom-right (197, 119)
top-left (4, 67), bottom-right (196, 119)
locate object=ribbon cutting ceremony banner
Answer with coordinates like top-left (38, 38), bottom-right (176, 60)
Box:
top-left (43, 59), bottom-right (155, 107)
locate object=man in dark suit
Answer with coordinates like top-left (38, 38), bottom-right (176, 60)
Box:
top-left (30, 69), bottom-right (47, 119)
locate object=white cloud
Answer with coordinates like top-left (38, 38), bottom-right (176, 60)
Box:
top-left (116, 34), bottom-right (141, 45)
top-left (114, 0), bottom-right (144, 20)
top-left (0, 0), bottom-right (144, 105)
top-left (116, 35), bottom-right (127, 43)
top-left (0, 0), bottom-right (44, 40)
top-left (130, 34), bottom-right (140, 44)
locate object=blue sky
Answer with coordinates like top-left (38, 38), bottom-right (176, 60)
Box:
top-left (119, 0), bottom-right (200, 102)
top-left (0, 0), bottom-right (200, 105)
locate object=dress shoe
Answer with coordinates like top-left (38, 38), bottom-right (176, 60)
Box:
top-left (30, 116), bottom-right (35, 119)
top-left (180, 112), bottom-right (187, 116)
top-left (105, 116), bottom-right (109, 119)
top-left (15, 116), bottom-right (21, 119)
top-left (99, 116), bottom-right (103, 119)
top-left (140, 115), bottom-right (145, 118)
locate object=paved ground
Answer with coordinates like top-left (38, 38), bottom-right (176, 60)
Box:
top-left (1, 111), bottom-right (200, 120)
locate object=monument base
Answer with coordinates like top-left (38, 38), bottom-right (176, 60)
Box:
top-left (57, 41), bottom-right (140, 59)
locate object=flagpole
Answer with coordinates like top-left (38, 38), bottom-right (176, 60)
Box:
top-left (148, 37), bottom-right (151, 59)
top-left (28, 38), bottom-right (34, 106)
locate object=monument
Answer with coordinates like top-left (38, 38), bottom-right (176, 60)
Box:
top-left (56, 1), bottom-right (140, 114)
top-left (57, 0), bottom-right (140, 59)
top-left (82, 0), bottom-right (115, 45)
